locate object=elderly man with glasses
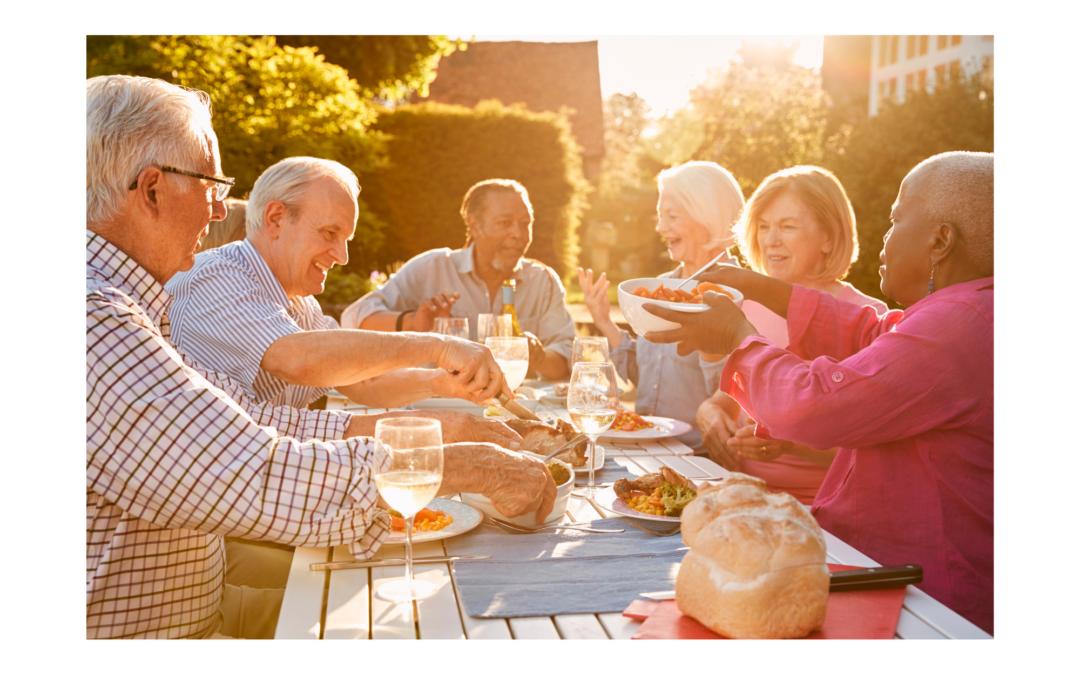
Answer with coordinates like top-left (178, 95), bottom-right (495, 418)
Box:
top-left (86, 74), bottom-right (556, 639)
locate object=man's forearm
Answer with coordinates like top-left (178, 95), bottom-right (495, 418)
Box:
top-left (745, 272), bottom-right (794, 319)
top-left (261, 330), bottom-right (442, 387)
top-left (358, 310), bottom-right (405, 332)
top-left (337, 368), bottom-right (438, 407)
top-left (535, 350), bottom-right (570, 380)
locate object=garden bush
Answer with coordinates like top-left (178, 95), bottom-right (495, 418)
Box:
top-left (354, 100), bottom-right (591, 280)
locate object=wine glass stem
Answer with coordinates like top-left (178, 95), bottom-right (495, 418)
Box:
top-left (404, 514), bottom-right (415, 587)
top-left (587, 435), bottom-right (598, 490)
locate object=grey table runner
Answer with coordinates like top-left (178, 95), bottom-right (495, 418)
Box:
top-left (446, 518), bottom-right (686, 618)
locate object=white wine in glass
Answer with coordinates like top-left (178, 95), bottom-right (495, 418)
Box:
top-left (567, 361), bottom-right (618, 495)
top-left (373, 417), bottom-right (444, 603)
top-left (485, 336), bottom-right (529, 391)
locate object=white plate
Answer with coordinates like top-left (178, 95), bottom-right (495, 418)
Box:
top-left (384, 498), bottom-right (482, 545)
top-left (572, 442), bottom-right (605, 473)
top-left (599, 416), bottom-right (693, 440)
top-left (590, 486), bottom-right (683, 523)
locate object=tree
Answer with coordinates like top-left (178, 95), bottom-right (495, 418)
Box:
top-left (87, 35), bottom-right (459, 282)
top-left (273, 36), bottom-right (466, 101)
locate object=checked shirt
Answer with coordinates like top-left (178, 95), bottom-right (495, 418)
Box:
top-left (86, 230), bottom-right (390, 639)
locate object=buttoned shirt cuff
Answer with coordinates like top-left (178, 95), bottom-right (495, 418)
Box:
top-left (719, 333), bottom-right (778, 440)
top-left (346, 438), bottom-right (393, 561)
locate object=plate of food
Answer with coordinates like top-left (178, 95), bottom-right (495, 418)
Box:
top-left (599, 410), bottom-right (692, 440)
top-left (384, 497), bottom-right (483, 545)
top-left (597, 468), bottom-right (700, 522)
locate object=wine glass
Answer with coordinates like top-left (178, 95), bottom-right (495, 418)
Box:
top-left (373, 418), bottom-right (444, 603)
top-left (435, 316), bottom-right (469, 340)
top-left (476, 313), bottom-right (498, 343)
top-left (485, 336), bottom-right (529, 391)
top-left (573, 336), bottom-right (610, 365)
top-left (567, 362), bottom-right (618, 495)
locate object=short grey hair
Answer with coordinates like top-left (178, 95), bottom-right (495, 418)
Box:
top-left (657, 161), bottom-right (746, 252)
top-left (246, 157), bottom-right (361, 235)
top-left (86, 75), bottom-right (216, 226)
top-left (912, 151), bottom-right (994, 277)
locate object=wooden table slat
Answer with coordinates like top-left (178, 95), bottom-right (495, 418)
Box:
top-left (275, 546), bottom-right (330, 639)
top-left (553, 613), bottom-right (610, 639)
top-left (449, 565), bottom-right (513, 640)
top-left (895, 608), bottom-right (949, 639)
top-left (509, 616), bottom-right (561, 639)
top-left (323, 545), bottom-right (370, 640)
top-left (598, 612), bottom-right (642, 640)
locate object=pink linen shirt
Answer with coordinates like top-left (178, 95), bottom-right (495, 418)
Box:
top-left (719, 277), bottom-right (994, 634)
top-left (736, 284), bottom-right (888, 504)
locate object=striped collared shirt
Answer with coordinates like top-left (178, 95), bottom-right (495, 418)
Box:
top-left (165, 238), bottom-right (337, 408)
top-left (86, 231), bottom-right (390, 639)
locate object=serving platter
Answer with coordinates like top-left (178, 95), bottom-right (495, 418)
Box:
top-left (384, 498), bottom-right (482, 545)
top-left (600, 416), bottom-right (692, 440)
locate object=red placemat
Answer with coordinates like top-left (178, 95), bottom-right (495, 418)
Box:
top-left (623, 564), bottom-right (906, 639)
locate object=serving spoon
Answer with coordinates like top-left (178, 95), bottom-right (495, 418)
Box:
top-left (670, 251), bottom-right (734, 292)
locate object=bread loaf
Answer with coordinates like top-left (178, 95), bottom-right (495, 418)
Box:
top-left (675, 473), bottom-right (829, 639)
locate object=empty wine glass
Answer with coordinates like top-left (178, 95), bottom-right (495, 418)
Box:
top-left (567, 362), bottom-right (618, 495)
top-left (435, 316), bottom-right (469, 340)
top-left (476, 313), bottom-right (498, 343)
top-left (373, 418), bottom-right (444, 603)
top-left (485, 336), bottom-right (529, 391)
top-left (573, 336), bottom-right (610, 365)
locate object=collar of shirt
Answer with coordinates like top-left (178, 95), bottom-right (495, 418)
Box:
top-left (236, 238), bottom-right (294, 311)
top-left (905, 275), bottom-right (994, 316)
top-left (86, 229), bottom-right (173, 331)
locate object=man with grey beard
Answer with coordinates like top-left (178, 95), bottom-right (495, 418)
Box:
top-left (343, 179), bottom-right (574, 380)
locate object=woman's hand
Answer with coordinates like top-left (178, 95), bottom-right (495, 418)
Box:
top-left (696, 394), bottom-right (743, 471)
top-left (643, 291), bottom-right (758, 357)
top-left (727, 422), bottom-right (792, 462)
top-left (577, 268), bottom-right (612, 325)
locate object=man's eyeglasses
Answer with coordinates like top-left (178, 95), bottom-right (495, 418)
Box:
top-left (129, 165), bottom-right (235, 202)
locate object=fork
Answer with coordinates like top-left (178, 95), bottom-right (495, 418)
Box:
top-left (488, 517), bottom-right (624, 535)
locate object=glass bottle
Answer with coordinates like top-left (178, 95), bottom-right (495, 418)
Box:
top-left (501, 279), bottom-right (524, 337)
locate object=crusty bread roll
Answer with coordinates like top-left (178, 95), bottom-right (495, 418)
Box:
top-left (675, 472), bottom-right (829, 639)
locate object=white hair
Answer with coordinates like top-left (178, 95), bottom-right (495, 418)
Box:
top-left (657, 161), bottom-right (746, 251)
top-left (86, 75), bottom-right (216, 226)
top-left (246, 157), bottom-right (361, 235)
top-left (912, 151), bottom-right (994, 276)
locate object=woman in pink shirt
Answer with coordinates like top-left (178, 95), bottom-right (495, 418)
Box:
top-left (696, 166), bottom-right (887, 504)
top-left (643, 151), bottom-right (994, 634)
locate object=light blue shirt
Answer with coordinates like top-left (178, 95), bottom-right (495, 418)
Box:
top-left (165, 238), bottom-right (338, 408)
top-left (609, 265), bottom-right (736, 449)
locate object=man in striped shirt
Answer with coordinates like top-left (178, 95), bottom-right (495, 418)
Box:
top-left (166, 156), bottom-right (506, 414)
top-left (86, 74), bottom-right (557, 639)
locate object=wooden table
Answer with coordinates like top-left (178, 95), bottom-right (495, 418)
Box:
top-left (275, 402), bottom-right (991, 640)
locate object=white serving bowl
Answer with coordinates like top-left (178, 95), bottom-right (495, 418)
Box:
top-left (617, 277), bottom-right (744, 336)
top-left (459, 453), bottom-right (574, 526)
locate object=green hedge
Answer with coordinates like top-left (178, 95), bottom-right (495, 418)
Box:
top-left (351, 100), bottom-right (591, 280)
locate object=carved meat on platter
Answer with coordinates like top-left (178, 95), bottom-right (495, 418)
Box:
top-left (504, 419), bottom-right (588, 467)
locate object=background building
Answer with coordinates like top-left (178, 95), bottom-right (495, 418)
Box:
top-left (423, 40), bottom-right (606, 181)
top-left (869, 35), bottom-right (994, 115)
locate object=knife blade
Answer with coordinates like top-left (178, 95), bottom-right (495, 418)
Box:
top-left (309, 555), bottom-right (491, 571)
top-left (495, 392), bottom-right (543, 421)
top-left (639, 564), bottom-right (923, 599)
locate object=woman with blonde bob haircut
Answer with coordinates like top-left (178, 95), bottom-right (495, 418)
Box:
top-left (577, 161), bottom-right (745, 449)
top-left (696, 165), bottom-right (887, 504)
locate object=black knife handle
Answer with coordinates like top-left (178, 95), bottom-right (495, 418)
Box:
top-left (829, 564), bottom-right (923, 592)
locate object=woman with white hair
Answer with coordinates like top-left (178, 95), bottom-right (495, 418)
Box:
top-left (577, 161), bottom-right (745, 449)
top-left (696, 166), bottom-right (887, 503)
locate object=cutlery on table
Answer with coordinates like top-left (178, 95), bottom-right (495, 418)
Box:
top-left (489, 516), bottom-right (623, 535)
top-left (494, 391), bottom-right (543, 421)
top-left (309, 555), bottom-right (490, 572)
top-left (638, 564), bottom-right (924, 599)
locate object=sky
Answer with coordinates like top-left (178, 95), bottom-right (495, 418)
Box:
top-left (449, 35), bottom-right (824, 118)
